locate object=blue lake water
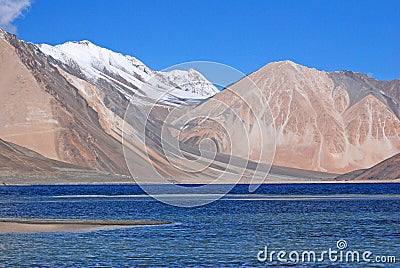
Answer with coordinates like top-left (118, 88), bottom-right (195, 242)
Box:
top-left (0, 183), bottom-right (399, 267)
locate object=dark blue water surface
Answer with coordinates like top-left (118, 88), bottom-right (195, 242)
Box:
top-left (0, 183), bottom-right (399, 267)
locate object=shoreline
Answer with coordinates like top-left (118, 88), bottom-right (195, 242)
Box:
top-left (0, 218), bottom-right (172, 234)
top-left (0, 179), bottom-right (398, 186)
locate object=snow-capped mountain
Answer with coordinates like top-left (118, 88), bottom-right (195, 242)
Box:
top-left (0, 30), bottom-right (220, 174)
top-left (0, 29), bottom-right (399, 182)
top-left (38, 41), bottom-right (219, 102)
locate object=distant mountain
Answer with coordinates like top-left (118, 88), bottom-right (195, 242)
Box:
top-left (1, 31), bottom-right (128, 173)
top-left (0, 29), bottom-right (399, 182)
top-left (335, 153), bottom-right (400, 181)
top-left (38, 40), bottom-right (219, 101)
top-left (180, 61), bottom-right (400, 173)
top-left (0, 29), bottom-right (217, 175)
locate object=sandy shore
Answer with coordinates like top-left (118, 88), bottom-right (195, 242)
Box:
top-left (0, 218), bottom-right (171, 234)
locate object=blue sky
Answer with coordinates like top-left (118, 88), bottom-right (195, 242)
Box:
top-left (6, 0), bottom-right (400, 80)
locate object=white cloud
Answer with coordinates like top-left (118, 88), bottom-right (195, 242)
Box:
top-left (0, 0), bottom-right (31, 33)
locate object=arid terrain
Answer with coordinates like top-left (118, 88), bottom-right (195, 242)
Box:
top-left (0, 29), bottom-right (399, 184)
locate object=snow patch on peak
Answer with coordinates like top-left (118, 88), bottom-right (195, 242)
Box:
top-left (274, 60), bottom-right (304, 69)
top-left (38, 41), bottom-right (155, 89)
top-left (48, 40), bottom-right (151, 76)
top-left (262, 60), bottom-right (326, 74)
top-left (0, 28), bottom-right (6, 39)
top-left (153, 68), bottom-right (219, 96)
top-left (38, 40), bottom-right (219, 102)
top-left (277, 60), bottom-right (296, 64)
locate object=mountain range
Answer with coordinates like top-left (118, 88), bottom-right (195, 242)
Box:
top-left (0, 29), bottom-right (399, 184)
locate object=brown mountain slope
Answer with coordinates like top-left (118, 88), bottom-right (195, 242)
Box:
top-left (335, 153), bottom-right (400, 181)
top-left (1, 30), bottom-right (399, 180)
top-left (180, 61), bottom-right (400, 173)
top-left (0, 138), bottom-right (77, 173)
top-left (0, 32), bottom-right (129, 174)
top-left (0, 30), bottom-right (220, 179)
top-left (1, 31), bottom-right (235, 183)
top-left (0, 139), bottom-right (132, 185)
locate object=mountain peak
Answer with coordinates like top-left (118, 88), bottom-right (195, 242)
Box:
top-left (258, 60), bottom-right (316, 73)
top-left (75, 40), bottom-right (92, 46)
top-left (38, 39), bottom-right (219, 100)
top-left (275, 59), bottom-right (300, 66)
top-left (250, 60), bottom-right (323, 82)
top-left (1, 31), bottom-right (399, 180)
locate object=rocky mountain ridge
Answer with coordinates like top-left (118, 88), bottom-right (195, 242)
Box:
top-left (0, 29), bottom-right (399, 182)
top-left (180, 60), bottom-right (400, 173)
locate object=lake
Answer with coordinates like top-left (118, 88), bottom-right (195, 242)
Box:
top-left (0, 183), bottom-right (399, 267)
